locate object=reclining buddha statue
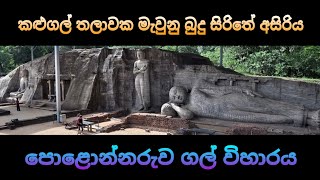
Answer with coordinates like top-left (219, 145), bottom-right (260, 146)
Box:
top-left (161, 79), bottom-right (320, 128)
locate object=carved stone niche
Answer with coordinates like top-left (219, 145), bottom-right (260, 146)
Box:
top-left (8, 69), bottom-right (29, 100)
top-left (40, 74), bottom-right (75, 102)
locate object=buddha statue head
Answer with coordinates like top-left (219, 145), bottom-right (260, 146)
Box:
top-left (136, 49), bottom-right (145, 60)
top-left (169, 86), bottom-right (188, 104)
top-left (18, 69), bottom-right (29, 93)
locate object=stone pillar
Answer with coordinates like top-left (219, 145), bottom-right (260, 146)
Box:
top-left (47, 80), bottom-right (52, 95)
top-left (61, 80), bottom-right (65, 101)
top-left (52, 81), bottom-right (55, 96)
top-left (251, 79), bottom-right (260, 91)
top-left (229, 78), bottom-right (234, 86)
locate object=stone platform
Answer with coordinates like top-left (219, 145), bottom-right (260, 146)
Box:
top-left (88, 112), bottom-right (320, 135)
top-left (191, 118), bottom-right (320, 135)
top-left (1, 107), bottom-right (318, 135)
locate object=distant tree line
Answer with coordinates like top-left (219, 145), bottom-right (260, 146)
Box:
top-left (0, 45), bottom-right (319, 79)
top-left (0, 46), bottom-right (101, 73)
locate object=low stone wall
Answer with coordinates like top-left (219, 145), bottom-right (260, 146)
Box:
top-left (99, 120), bottom-right (126, 133)
top-left (124, 113), bottom-right (191, 131)
top-left (0, 109), bottom-right (10, 116)
top-left (84, 110), bottom-right (129, 123)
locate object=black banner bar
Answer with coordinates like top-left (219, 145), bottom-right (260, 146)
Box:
top-left (0, 5), bottom-right (319, 45)
top-left (2, 135), bottom-right (317, 178)
top-left (1, 3), bottom-right (318, 178)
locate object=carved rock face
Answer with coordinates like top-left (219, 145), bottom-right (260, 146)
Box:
top-left (169, 86), bottom-right (187, 104)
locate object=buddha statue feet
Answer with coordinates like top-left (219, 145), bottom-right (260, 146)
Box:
top-left (307, 110), bottom-right (320, 127)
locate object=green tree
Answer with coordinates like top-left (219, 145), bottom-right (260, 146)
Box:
top-left (0, 46), bottom-right (15, 73)
top-left (6, 46), bottom-right (53, 65)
